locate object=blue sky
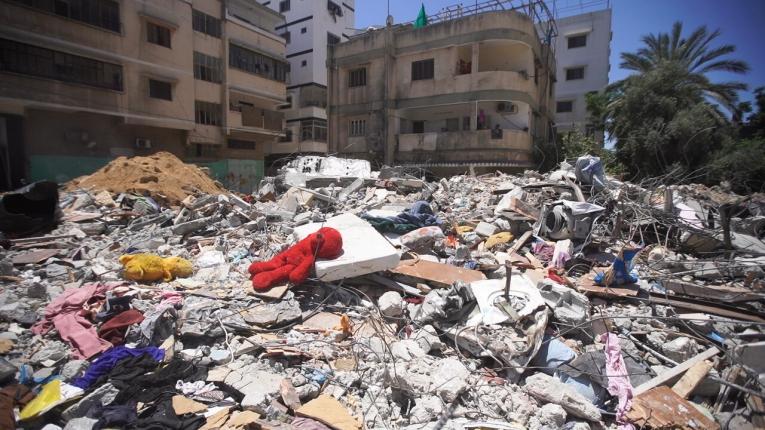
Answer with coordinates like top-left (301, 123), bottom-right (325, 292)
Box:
top-left (355, 0), bottom-right (765, 105)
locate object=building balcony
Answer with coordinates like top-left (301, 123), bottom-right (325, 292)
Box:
top-left (397, 129), bottom-right (533, 164)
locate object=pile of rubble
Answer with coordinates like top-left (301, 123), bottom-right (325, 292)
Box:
top-left (0, 153), bottom-right (764, 430)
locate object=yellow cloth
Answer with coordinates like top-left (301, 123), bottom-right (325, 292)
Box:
top-left (485, 232), bottom-right (514, 249)
top-left (20, 380), bottom-right (61, 420)
top-left (119, 254), bottom-right (193, 282)
top-left (455, 225), bottom-right (474, 234)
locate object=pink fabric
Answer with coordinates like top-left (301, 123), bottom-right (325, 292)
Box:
top-left (158, 291), bottom-right (183, 308)
top-left (600, 332), bottom-right (635, 430)
top-left (32, 282), bottom-right (120, 359)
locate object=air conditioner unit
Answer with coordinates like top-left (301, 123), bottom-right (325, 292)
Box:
top-left (135, 138), bottom-right (152, 149)
top-left (497, 102), bottom-right (518, 114)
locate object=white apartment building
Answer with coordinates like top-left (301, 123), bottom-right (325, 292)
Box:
top-left (553, 7), bottom-right (612, 139)
top-left (261, 0), bottom-right (355, 163)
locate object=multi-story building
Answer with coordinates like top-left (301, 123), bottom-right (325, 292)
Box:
top-left (552, 6), bottom-right (612, 139)
top-left (260, 0), bottom-right (355, 166)
top-left (0, 0), bottom-right (288, 192)
top-left (327, 1), bottom-right (556, 175)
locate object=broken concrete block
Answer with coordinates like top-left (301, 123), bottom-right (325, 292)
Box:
top-left (523, 373), bottom-right (601, 422)
top-left (63, 417), bottom-right (98, 430)
top-left (378, 291), bottom-right (405, 318)
top-left (225, 368), bottom-right (283, 413)
top-left (408, 395), bottom-right (443, 424)
top-left (536, 403), bottom-right (567, 428)
top-left (389, 340), bottom-right (427, 361)
top-left (475, 221), bottom-right (498, 237)
top-left (661, 336), bottom-right (696, 363)
top-left (294, 213), bottom-right (399, 282)
top-left (411, 325), bottom-right (443, 353)
top-left (400, 226), bottom-right (445, 253)
top-left (431, 358), bottom-right (470, 402)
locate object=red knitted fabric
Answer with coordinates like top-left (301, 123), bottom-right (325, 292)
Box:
top-left (248, 227), bottom-right (343, 290)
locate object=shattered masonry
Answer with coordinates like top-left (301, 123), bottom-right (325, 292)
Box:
top-left (0, 152), bottom-right (764, 430)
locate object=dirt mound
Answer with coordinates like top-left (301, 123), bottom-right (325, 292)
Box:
top-left (67, 152), bottom-right (225, 206)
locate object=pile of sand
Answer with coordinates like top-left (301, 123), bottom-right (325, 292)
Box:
top-left (67, 152), bottom-right (226, 206)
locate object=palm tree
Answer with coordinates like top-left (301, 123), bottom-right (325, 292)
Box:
top-left (618, 21), bottom-right (749, 113)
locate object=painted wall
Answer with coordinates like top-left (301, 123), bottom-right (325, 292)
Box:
top-left (553, 9), bottom-right (612, 132)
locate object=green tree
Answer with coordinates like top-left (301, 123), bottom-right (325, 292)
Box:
top-left (605, 22), bottom-right (749, 179)
top-left (619, 21), bottom-right (749, 114)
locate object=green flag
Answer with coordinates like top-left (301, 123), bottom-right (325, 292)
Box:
top-left (414, 3), bottom-right (428, 28)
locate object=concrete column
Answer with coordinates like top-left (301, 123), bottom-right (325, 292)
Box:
top-left (471, 42), bottom-right (480, 74)
top-left (383, 24), bottom-right (396, 166)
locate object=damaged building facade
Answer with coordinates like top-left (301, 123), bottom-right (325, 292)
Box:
top-left (0, 0), bottom-right (288, 192)
top-left (327, 1), bottom-right (557, 175)
top-left (261, 0), bottom-right (355, 162)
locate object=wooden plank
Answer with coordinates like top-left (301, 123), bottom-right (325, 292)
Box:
top-left (627, 386), bottom-right (720, 430)
top-left (389, 259), bottom-right (485, 288)
top-left (11, 249), bottom-right (60, 265)
top-left (577, 272), bottom-right (639, 298)
top-left (634, 347), bottom-right (721, 395)
top-left (662, 279), bottom-right (762, 303)
top-left (245, 280), bottom-right (289, 300)
top-left (507, 230), bottom-right (533, 255)
top-left (672, 360), bottom-right (713, 398)
top-left (509, 198), bottom-right (539, 220)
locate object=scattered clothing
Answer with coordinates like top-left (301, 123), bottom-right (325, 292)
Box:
top-left (134, 393), bottom-right (205, 430)
top-left (72, 346), bottom-right (164, 390)
top-left (362, 201), bottom-right (441, 234)
top-left (129, 305), bottom-right (178, 347)
top-left (98, 309), bottom-right (145, 345)
top-left (0, 384), bottom-right (34, 430)
top-left (95, 293), bottom-right (134, 322)
top-left (87, 403), bottom-right (137, 430)
top-left (601, 332), bottom-right (635, 429)
top-left (32, 282), bottom-right (121, 359)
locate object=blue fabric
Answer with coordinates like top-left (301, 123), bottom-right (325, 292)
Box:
top-left (362, 201), bottom-right (441, 234)
top-left (72, 346), bottom-right (164, 389)
top-left (595, 248), bottom-right (641, 286)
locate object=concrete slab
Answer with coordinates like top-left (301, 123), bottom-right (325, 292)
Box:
top-left (294, 213), bottom-right (400, 282)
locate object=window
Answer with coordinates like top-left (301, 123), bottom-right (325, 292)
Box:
top-left (193, 52), bottom-right (222, 83)
top-left (301, 27), bottom-right (307, 34)
top-left (412, 59), bottom-right (434, 81)
top-left (229, 43), bottom-right (288, 82)
top-left (300, 119), bottom-right (327, 142)
top-left (327, 32), bottom-right (340, 46)
top-left (195, 101), bottom-right (221, 125)
top-left (301, 60), bottom-right (307, 67)
top-left (148, 79), bottom-right (171, 100)
top-left (556, 100), bottom-right (573, 113)
top-left (348, 68), bottom-right (366, 87)
top-left (147, 22), bottom-right (171, 48)
top-left (279, 0), bottom-right (290, 12)
top-left (566, 67), bottom-right (584, 80)
top-left (281, 31), bottom-right (291, 43)
top-left (327, 1), bottom-right (342, 17)
top-left (0, 38), bottom-right (123, 90)
top-left (412, 121), bottom-right (425, 134)
top-left (228, 139), bottom-right (256, 150)
top-left (192, 9), bottom-right (221, 38)
top-left (10, 0), bottom-right (120, 32)
top-left (349, 119), bottom-right (366, 137)
top-left (462, 116), bottom-right (471, 131)
top-left (567, 34), bottom-right (587, 49)
top-left (445, 118), bottom-right (459, 132)
top-left (190, 143), bottom-right (218, 158)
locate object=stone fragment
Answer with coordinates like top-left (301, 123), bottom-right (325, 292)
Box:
top-left (524, 373), bottom-right (601, 422)
top-left (431, 358), bottom-right (470, 402)
top-left (408, 395), bottom-right (443, 424)
top-left (378, 291), bottom-right (405, 318)
top-left (662, 337), bottom-right (696, 362)
top-left (475, 221), bottom-right (498, 237)
top-left (389, 340), bottom-right (427, 361)
top-left (63, 417), bottom-right (98, 430)
top-left (537, 403), bottom-right (567, 428)
top-left (411, 325), bottom-right (443, 353)
top-left (225, 368), bottom-right (283, 413)
top-left (26, 282), bottom-right (48, 299)
top-left (400, 226), bottom-right (445, 254)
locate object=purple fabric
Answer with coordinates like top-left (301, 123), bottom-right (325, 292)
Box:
top-left (72, 345), bottom-right (165, 389)
top-left (32, 282), bottom-right (122, 359)
top-left (601, 332), bottom-right (635, 430)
